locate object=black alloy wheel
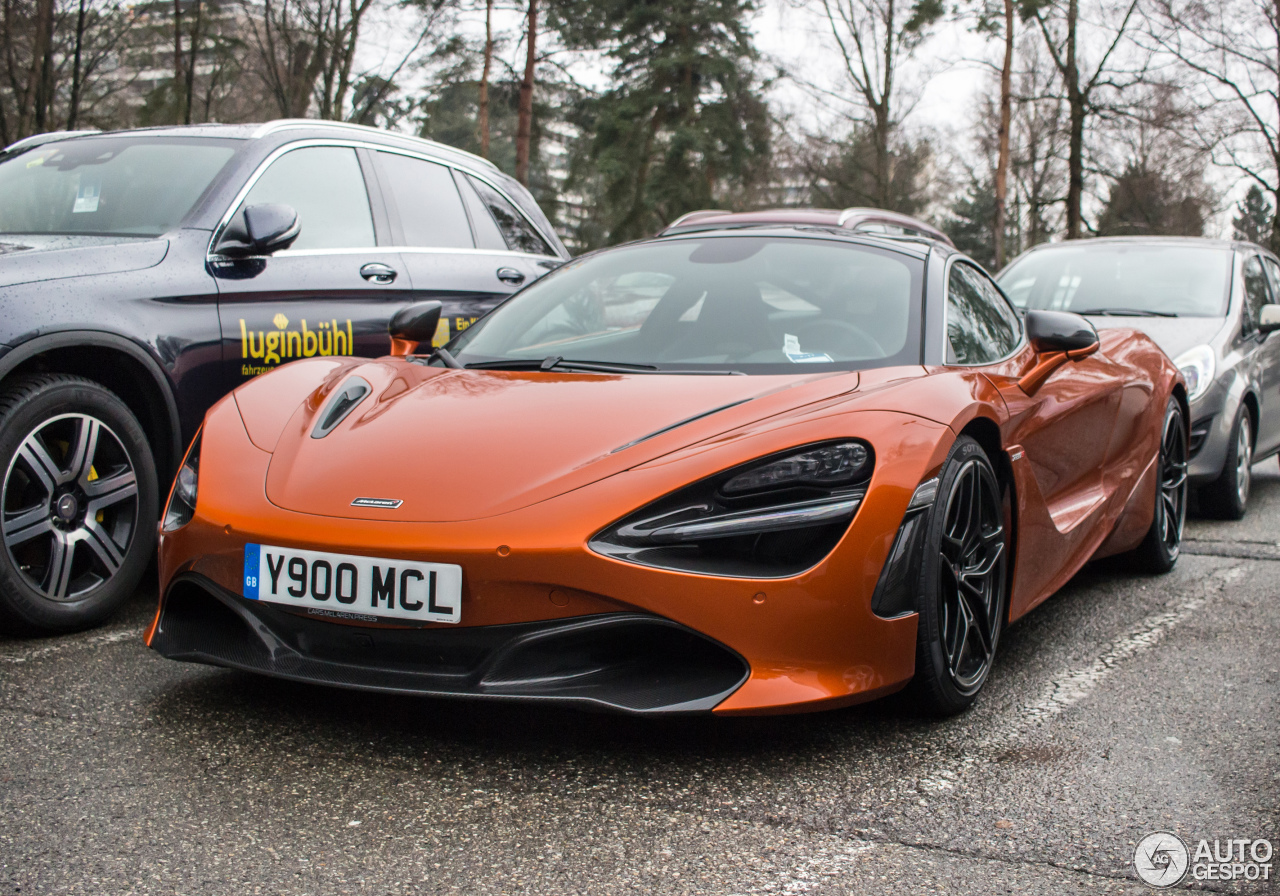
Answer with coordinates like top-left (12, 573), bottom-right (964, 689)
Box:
top-left (909, 435), bottom-right (1009, 716)
top-left (1128, 397), bottom-right (1188, 573)
top-left (0, 375), bottom-right (158, 634)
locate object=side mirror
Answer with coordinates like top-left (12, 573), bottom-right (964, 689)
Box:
top-left (217, 203), bottom-right (300, 257)
top-left (1025, 309), bottom-right (1099, 355)
top-left (1019, 310), bottom-right (1100, 395)
top-left (388, 301), bottom-right (443, 357)
top-left (1261, 304), bottom-right (1280, 333)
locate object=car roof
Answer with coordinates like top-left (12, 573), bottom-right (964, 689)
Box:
top-left (1011, 235), bottom-right (1272, 256)
top-left (2, 119), bottom-right (500, 174)
top-left (644, 223), bottom-right (940, 260)
top-left (661, 207), bottom-right (954, 246)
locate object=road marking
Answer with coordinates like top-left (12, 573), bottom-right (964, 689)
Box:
top-left (918, 564), bottom-right (1247, 793)
top-left (768, 839), bottom-right (876, 894)
top-left (0, 626), bottom-right (142, 665)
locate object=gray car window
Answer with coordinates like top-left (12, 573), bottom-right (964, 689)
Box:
top-left (947, 261), bottom-right (1021, 365)
top-left (376, 152), bottom-right (473, 249)
top-left (1242, 255), bottom-right (1271, 335)
top-left (243, 147), bottom-right (374, 250)
top-left (1262, 257), bottom-right (1280, 311)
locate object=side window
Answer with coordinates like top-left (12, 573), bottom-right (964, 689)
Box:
top-left (1263, 257), bottom-right (1280, 300)
top-left (1242, 255), bottom-right (1271, 334)
top-left (242, 147), bottom-right (374, 250)
top-left (464, 174), bottom-right (554, 256)
top-left (947, 262), bottom-right (1021, 365)
top-left (376, 152), bottom-right (473, 249)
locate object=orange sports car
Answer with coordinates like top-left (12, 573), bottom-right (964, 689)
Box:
top-left (148, 220), bottom-right (1188, 716)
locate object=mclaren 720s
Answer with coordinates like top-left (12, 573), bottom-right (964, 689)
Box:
top-left (149, 223), bottom-right (1189, 716)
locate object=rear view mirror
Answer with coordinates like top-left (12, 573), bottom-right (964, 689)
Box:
top-left (1260, 304), bottom-right (1280, 333)
top-left (389, 301), bottom-right (443, 357)
top-left (1025, 310), bottom-right (1099, 355)
top-left (217, 203), bottom-right (300, 257)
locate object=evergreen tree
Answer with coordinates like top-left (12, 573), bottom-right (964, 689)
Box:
top-left (1096, 162), bottom-right (1209, 238)
top-left (945, 176), bottom-right (998, 270)
top-left (1234, 185), bottom-right (1274, 248)
top-left (554, 0), bottom-right (771, 247)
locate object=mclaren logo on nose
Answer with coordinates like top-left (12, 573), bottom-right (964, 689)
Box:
top-left (351, 497), bottom-right (403, 508)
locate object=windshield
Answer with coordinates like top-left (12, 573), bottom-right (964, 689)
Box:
top-left (997, 244), bottom-right (1231, 317)
top-left (449, 237), bottom-right (924, 374)
top-left (0, 136), bottom-right (240, 238)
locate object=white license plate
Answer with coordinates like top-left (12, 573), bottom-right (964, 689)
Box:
top-left (242, 543), bottom-right (462, 623)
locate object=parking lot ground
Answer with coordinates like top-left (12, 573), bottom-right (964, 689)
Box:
top-left (1, 469), bottom-right (1278, 895)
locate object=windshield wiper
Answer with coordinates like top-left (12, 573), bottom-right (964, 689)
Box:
top-left (464, 356), bottom-right (743, 375)
top-left (1074, 308), bottom-right (1177, 317)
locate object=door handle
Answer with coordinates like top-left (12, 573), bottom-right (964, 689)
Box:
top-left (360, 262), bottom-right (398, 284)
top-left (496, 266), bottom-right (526, 285)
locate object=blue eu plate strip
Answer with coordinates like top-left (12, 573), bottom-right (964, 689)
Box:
top-left (243, 543), bottom-right (261, 599)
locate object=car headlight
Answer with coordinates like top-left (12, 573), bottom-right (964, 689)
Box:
top-left (162, 432), bottom-right (201, 531)
top-left (590, 440), bottom-right (873, 578)
top-left (1173, 344), bottom-right (1215, 402)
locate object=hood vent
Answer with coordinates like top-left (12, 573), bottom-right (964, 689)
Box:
top-left (311, 377), bottom-right (371, 439)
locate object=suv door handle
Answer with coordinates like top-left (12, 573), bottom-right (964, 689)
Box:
top-left (360, 262), bottom-right (397, 284)
top-left (496, 266), bottom-right (526, 285)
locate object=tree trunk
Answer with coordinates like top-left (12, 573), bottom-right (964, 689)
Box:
top-left (173, 0), bottom-right (185, 122)
top-left (478, 0), bottom-right (492, 157)
top-left (67, 0), bottom-right (87, 129)
top-left (993, 0), bottom-right (1014, 267)
top-left (515, 0), bottom-right (537, 185)
top-left (184, 0), bottom-right (204, 124)
top-left (1064, 0), bottom-right (1083, 239)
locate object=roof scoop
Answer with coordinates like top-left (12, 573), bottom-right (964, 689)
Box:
top-left (311, 377), bottom-right (371, 439)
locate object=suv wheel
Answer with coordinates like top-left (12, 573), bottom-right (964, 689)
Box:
top-left (1199, 405), bottom-right (1252, 520)
top-left (0, 375), bottom-right (158, 634)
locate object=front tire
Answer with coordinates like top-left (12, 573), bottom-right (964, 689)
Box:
top-left (1199, 405), bottom-right (1252, 520)
top-left (1127, 397), bottom-right (1188, 573)
top-left (0, 375), bottom-right (159, 634)
top-left (908, 436), bottom-right (1009, 716)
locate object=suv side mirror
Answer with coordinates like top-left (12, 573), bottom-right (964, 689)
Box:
top-left (388, 301), bottom-right (443, 357)
top-left (1261, 304), bottom-right (1280, 333)
top-left (1025, 309), bottom-right (1099, 354)
top-left (217, 203), bottom-right (300, 257)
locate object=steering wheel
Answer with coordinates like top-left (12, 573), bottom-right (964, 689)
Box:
top-left (791, 319), bottom-right (884, 359)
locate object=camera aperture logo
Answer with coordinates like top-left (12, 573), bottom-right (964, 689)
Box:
top-left (1134, 831), bottom-right (1274, 887)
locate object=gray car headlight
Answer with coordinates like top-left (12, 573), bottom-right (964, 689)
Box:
top-left (1173, 344), bottom-right (1215, 403)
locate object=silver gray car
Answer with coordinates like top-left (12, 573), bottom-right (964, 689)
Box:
top-left (998, 237), bottom-right (1280, 519)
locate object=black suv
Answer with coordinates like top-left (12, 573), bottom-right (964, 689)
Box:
top-left (0, 120), bottom-right (568, 634)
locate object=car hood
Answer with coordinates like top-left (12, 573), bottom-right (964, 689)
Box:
top-left (260, 359), bottom-right (863, 522)
top-left (0, 235), bottom-right (169, 288)
top-left (1087, 315), bottom-right (1226, 362)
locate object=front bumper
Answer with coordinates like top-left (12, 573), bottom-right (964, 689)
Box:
top-left (153, 574), bottom-right (749, 714)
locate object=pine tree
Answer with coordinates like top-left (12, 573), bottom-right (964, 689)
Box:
top-left (1234, 185), bottom-right (1274, 248)
top-left (554, 0), bottom-right (771, 247)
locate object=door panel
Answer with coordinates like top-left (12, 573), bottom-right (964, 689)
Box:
top-left (1257, 257), bottom-right (1280, 453)
top-left (212, 145), bottom-right (414, 391)
top-left (369, 150), bottom-right (546, 346)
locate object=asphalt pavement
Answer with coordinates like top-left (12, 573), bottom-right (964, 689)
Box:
top-left (2, 467), bottom-right (1278, 895)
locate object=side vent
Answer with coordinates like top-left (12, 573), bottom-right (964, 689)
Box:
top-left (311, 377), bottom-right (371, 439)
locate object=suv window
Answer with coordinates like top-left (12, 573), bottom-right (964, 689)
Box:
top-left (464, 174), bottom-right (554, 256)
top-left (376, 152), bottom-right (473, 249)
top-left (243, 147), bottom-right (374, 250)
top-left (1242, 255), bottom-right (1272, 335)
top-left (947, 261), bottom-right (1022, 365)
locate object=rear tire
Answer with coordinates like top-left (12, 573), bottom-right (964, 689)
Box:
top-left (1199, 405), bottom-right (1252, 520)
top-left (0, 375), bottom-right (158, 635)
top-left (1126, 398), bottom-right (1188, 573)
top-left (907, 436), bottom-right (1008, 716)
